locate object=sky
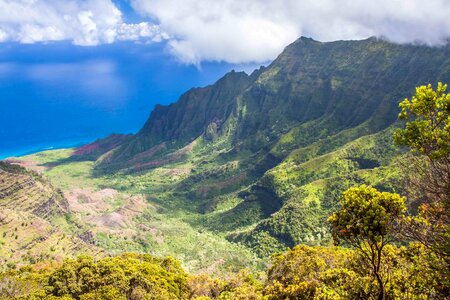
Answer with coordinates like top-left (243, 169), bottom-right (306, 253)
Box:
top-left (1, 0), bottom-right (449, 64)
top-left (1, 0), bottom-right (450, 158)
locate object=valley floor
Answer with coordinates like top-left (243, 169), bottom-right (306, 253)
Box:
top-left (9, 149), bottom-right (263, 274)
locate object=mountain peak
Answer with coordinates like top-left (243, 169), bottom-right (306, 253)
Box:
top-left (293, 36), bottom-right (321, 46)
top-left (299, 36), bottom-right (317, 42)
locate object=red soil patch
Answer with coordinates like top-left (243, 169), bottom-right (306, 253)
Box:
top-left (4, 158), bottom-right (47, 173)
top-left (73, 134), bottom-right (131, 156)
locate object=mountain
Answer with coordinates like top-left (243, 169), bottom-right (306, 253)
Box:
top-left (97, 37), bottom-right (450, 169)
top-left (95, 70), bottom-right (260, 172)
top-left (56, 37), bottom-right (450, 256)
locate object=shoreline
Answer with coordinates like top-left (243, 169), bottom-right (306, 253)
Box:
top-left (0, 139), bottom-right (92, 160)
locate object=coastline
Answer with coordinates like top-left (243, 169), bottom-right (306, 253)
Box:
top-left (0, 138), bottom-right (93, 160)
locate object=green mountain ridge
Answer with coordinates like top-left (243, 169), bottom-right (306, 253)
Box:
top-left (98, 37), bottom-right (450, 168)
top-left (85, 36), bottom-right (450, 255)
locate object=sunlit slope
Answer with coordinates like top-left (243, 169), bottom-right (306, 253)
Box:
top-left (0, 162), bottom-right (96, 269)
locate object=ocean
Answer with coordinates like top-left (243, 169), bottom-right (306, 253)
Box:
top-left (0, 42), bottom-right (260, 159)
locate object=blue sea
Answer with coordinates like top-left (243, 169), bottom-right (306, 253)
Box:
top-left (0, 42), bottom-right (261, 159)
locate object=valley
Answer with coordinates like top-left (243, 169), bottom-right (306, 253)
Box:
top-left (1, 36), bottom-right (449, 299)
top-left (4, 149), bottom-right (260, 274)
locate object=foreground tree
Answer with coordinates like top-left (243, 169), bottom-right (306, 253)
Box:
top-left (264, 245), bottom-right (357, 299)
top-left (394, 82), bottom-right (450, 160)
top-left (394, 82), bottom-right (450, 292)
top-left (39, 253), bottom-right (188, 300)
top-left (328, 186), bottom-right (406, 300)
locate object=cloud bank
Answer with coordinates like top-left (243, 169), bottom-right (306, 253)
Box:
top-left (0, 0), bottom-right (165, 45)
top-left (1, 0), bottom-right (450, 64)
top-left (131, 0), bottom-right (450, 64)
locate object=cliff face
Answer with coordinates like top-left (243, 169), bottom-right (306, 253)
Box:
top-left (98, 70), bottom-right (259, 171)
top-left (234, 37), bottom-right (450, 148)
top-left (138, 70), bottom-right (256, 143)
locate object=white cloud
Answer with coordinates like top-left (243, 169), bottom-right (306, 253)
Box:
top-left (0, 28), bottom-right (7, 41)
top-left (117, 23), bottom-right (168, 42)
top-left (131, 0), bottom-right (450, 64)
top-left (18, 24), bottom-right (65, 44)
top-left (0, 0), bottom-right (165, 46)
top-left (1, 0), bottom-right (449, 64)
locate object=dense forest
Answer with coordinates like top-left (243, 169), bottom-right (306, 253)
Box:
top-left (1, 83), bottom-right (448, 299)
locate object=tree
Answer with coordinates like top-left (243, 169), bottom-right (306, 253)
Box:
top-left (393, 82), bottom-right (450, 292)
top-left (264, 244), bottom-right (357, 300)
top-left (394, 82), bottom-right (450, 160)
top-left (43, 253), bottom-right (188, 300)
top-left (328, 186), bottom-right (406, 300)
top-left (394, 82), bottom-right (449, 207)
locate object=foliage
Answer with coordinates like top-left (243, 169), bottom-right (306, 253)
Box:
top-left (394, 82), bottom-right (450, 159)
top-left (328, 186), bottom-right (405, 245)
top-left (264, 245), bottom-right (355, 299)
top-left (2, 243), bottom-right (446, 300)
top-left (188, 270), bottom-right (263, 300)
top-left (0, 273), bottom-right (40, 299)
top-left (394, 82), bottom-right (450, 295)
top-left (31, 254), bottom-right (188, 300)
top-left (263, 243), bottom-right (441, 300)
top-left (328, 186), bottom-right (406, 300)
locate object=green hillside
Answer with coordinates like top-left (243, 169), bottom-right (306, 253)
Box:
top-left (98, 36), bottom-right (450, 171)
top-left (90, 36), bottom-right (449, 257)
top-left (1, 36), bottom-right (449, 276)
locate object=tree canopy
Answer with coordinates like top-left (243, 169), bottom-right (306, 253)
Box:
top-left (394, 82), bottom-right (450, 159)
top-left (328, 185), bottom-right (406, 300)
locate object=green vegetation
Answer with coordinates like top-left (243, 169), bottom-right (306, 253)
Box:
top-left (328, 186), bottom-right (406, 300)
top-left (0, 253), bottom-right (188, 299)
top-left (394, 82), bottom-right (450, 291)
top-left (264, 243), bottom-right (443, 299)
top-left (5, 149), bottom-right (261, 274)
top-left (395, 82), bottom-right (450, 159)
top-left (0, 243), bottom-right (444, 299)
top-left (1, 35), bottom-right (450, 298)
